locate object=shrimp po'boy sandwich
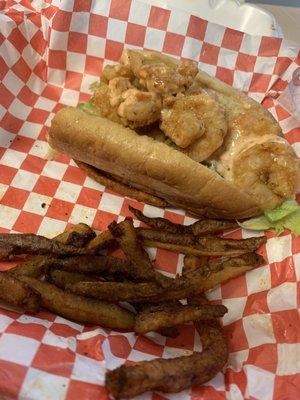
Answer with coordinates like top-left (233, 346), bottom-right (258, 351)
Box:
top-left (48, 50), bottom-right (300, 219)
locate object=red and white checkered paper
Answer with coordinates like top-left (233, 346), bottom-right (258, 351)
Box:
top-left (1, 1), bottom-right (300, 399)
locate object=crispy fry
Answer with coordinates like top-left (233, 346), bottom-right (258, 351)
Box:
top-left (138, 228), bottom-right (266, 256)
top-left (129, 206), bottom-right (188, 234)
top-left (55, 223), bottom-right (96, 247)
top-left (0, 233), bottom-right (94, 260)
top-left (208, 252), bottom-right (264, 271)
top-left (48, 255), bottom-right (132, 277)
top-left (106, 315), bottom-right (228, 399)
top-left (135, 303), bottom-right (227, 334)
top-left (87, 231), bottom-right (116, 252)
top-left (109, 219), bottom-right (172, 287)
top-left (133, 303), bottom-right (179, 338)
top-left (75, 160), bottom-right (168, 208)
top-left (47, 269), bottom-right (101, 289)
top-left (129, 206), bottom-right (238, 235)
top-left (67, 281), bottom-right (165, 303)
top-left (0, 272), bottom-right (40, 313)
top-left (190, 219), bottom-right (239, 235)
top-left (184, 255), bottom-right (208, 269)
top-left (183, 252), bottom-right (264, 277)
top-left (190, 265), bottom-right (254, 292)
top-left (18, 276), bottom-right (135, 330)
top-left (68, 261), bottom-right (256, 303)
top-left (10, 224), bottom-right (96, 278)
top-left (50, 252), bottom-right (177, 284)
top-left (10, 256), bottom-right (55, 279)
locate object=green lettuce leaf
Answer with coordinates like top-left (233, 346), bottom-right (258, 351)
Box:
top-left (238, 199), bottom-right (300, 236)
top-left (281, 209), bottom-right (300, 236)
top-left (264, 199), bottom-right (299, 222)
top-left (238, 216), bottom-right (271, 231)
top-left (77, 100), bottom-right (97, 115)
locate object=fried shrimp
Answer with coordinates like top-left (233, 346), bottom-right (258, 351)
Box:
top-left (120, 49), bottom-right (197, 96)
top-left (138, 61), bottom-right (197, 95)
top-left (92, 84), bottom-right (123, 124)
top-left (101, 63), bottom-right (134, 83)
top-left (93, 83), bottom-right (161, 128)
top-left (161, 92), bottom-right (227, 161)
top-left (117, 88), bottom-right (161, 126)
top-left (195, 69), bottom-right (300, 209)
top-left (160, 95), bottom-right (205, 148)
top-left (233, 139), bottom-right (300, 209)
top-left (108, 77), bottom-right (133, 107)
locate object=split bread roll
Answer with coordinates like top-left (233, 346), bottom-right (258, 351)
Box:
top-left (49, 107), bottom-right (260, 219)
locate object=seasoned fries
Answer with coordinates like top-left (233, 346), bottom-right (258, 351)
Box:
top-left (138, 228), bottom-right (266, 256)
top-left (10, 223), bottom-right (96, 278)
top-left (18, 276), bottom-right (135, 330)
top-left (47, 269), bottom-right (101, 289)
top-left (106, 313), bottom-right (228, 399)
top-left (0, 272), bottom-right (40, 313)
top-left (130, 206), bottom-right (238, 235)
top-left (183, 252), bottom-right (264, 277)
top-left (0, 206), bottom-right (267, 399)
top-left (55, 223), bottom-right (96, 247)
top-left (0, 233), bottom-right (94, 260)
top-left (135, 303), bottom-right (227, 334)
top-left (109, 219), bottom-right (172, 286)
top-left (87, 230), bottom-right (115, 251)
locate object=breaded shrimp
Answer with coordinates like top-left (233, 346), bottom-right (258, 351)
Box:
top-left (118, 88), bottom-right (161, 125)
top-left (101, 63), bottom-right (134, 83)
top-left (108, 77), bottom-right (133, 107)
top-left (195, 69), bottom-right (300, 209)
top-left (92, 84), bottom-right (161, 128)
top-left (92, 84), bottom-right (123, 125)
top-left (233, 139), bottom-right (300, 210)
top-left (161, 92), bottom-right (227, 161)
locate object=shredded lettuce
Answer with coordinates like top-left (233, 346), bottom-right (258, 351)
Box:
top-left (238, 199), bottom-right (300, 236)
top-left (77, 100), bottom-right (97, 115)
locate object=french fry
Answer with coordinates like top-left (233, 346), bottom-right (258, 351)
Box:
top-left (183, 255), bottom-right (210, 277)
top-left (68, 262), bottom-right (256, 303)
top-left (183, 252), bottom-right (264, 277)
top-left (0, 272), bottom-right (40, 313)
top-left (135, 303), bottom-right (227, 334)
top-left (0, 233), bottom-right (94, 260)
top-left (106, 314), bottom-right (228, 399)
top-left (67, 281), bottom-right (165, 303)
top-left (109, 219), bottom-right (172, 287)
top-left (18, 276), bottom-right (135, 330)
top-left (10, 224), bottom-right (96, 278)
top-left (75, 160), bottom-right (168, 208)
top-left (129, 206), bottom-right (238, 235)
top-left (10, 256), bottom-right (55, 279)
top-left (47, 269), bottom-right (102, 289)
top-left (87, 230), bottom-right (115, 252)
top-left (138, 228), bottom-right (266, 256)
top-left (47, 255), bottom-right (132, 277)
top-left (190, 265), bottom-right (254, 292)
top-left (133, 303), bottom-right (179, 338)
top-left (129, 206), bottom-right (188, 234)
top-left (54, 223), bottom-right (96, 247)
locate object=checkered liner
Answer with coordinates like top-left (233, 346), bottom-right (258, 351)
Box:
top-left (0, 0), bottom-right (300, 399)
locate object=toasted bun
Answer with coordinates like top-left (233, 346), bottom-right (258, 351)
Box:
top-left (48, 107), bottom-right (260, 219)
